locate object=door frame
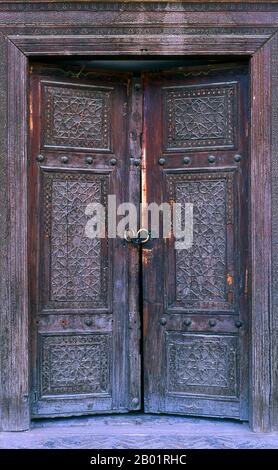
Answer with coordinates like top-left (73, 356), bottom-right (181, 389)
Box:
top-left (0, 1), bottom-right (277, 432)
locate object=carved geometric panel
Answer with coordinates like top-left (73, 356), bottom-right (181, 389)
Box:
top-left (43, 171), bottom-right (108, 307)
top-left (166, 333), bottom-right (238, 398)
top-left (40, 334), bottom-right (111, 396)
top-left (42, 83), bottom-right (112, 151)
top-left (167, 171), bottom-right (234, 310)
top-left (164, 83), bottom-right (237, 151)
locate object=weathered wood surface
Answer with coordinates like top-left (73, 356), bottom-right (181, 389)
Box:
top-left (143, 64), bottom-right (250, 420)
top-left (128, 77), bottom-right (143, 411)
top-left (250, 40), bottom-right (272, 432)
top-left (29, 65), bottom-right (133, 418)
top-left (270, 31), bottom-right (278, 433)
top-left (0, 2), bottom-right (277, 431)
top-left (0, 41), bottom-right (29, 431)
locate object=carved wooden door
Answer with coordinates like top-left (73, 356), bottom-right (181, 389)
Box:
top-left (143, 64), bottom-right (249, 419)
top-left (29, 66), bottom-right (137, 417)
top-left (29, 62), bottom-right (249, 420)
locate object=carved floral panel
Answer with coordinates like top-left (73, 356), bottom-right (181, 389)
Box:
top-left (164, 83), bottom-right (237, 151)
top-left (43, 171), bottom-right (109, 307)
top-left (166, 333), bottom-right (238, 398)
top-left (43, 83), bottom-right (112, 151)
top-left (40, 334), bottom-right (111, 396)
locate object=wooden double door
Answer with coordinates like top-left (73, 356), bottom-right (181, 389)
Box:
top-left (29, 62), bottom-right (249, 420)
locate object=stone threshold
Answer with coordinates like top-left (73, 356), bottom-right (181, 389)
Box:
top-left (0, 414), bottom-right (278, 449)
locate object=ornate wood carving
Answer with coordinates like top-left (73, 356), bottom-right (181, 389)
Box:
top-left (28, 70), bottom-right (130, 419)
top-left (166, 332), bottom-right (238, 398)
top-left (0, 1), bottom-right (276, 432)
top-left (143, 64), bottom-right (248, 421)
top-left (42, 171), bottom-right (108, 307)
top-left (0, 3), bottom-right (278, 13)
top-left (40, 333), bottom-right (111, 396)
top-left (164, 84), bottom-right (236, 151)
top-left (43, 83), bottom-right (112, 151)
top-left (167, 171), bottom-right (235, 311)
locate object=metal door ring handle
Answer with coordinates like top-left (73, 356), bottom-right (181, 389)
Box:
top-left (137, 228), bottom-right (150, 244)
top-left (123, 228), bottom-right (150, 245)
top-left (124, 229), bottom-right (136, 242)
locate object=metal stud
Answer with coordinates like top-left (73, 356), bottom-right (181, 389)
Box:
top-left (110, 158), bottom-right (117, 166)
top-left (234, 154), bottom-right (242, 163)
top-left (131, 397), bottom-right (140, 407)
top-left (158, 158), bottom-right (166, 166)
top-left (184, 319), bottom-right (192, 327)
top-left (183, 156), bottom-right (191, 165)
top-left (209, 319), bottom-right (217, 327)
top-left (85, 156), bottom-right (93, 165)
top-left (208, 155), bottom-right (216, 163)
top-left (133, 159), bottom-right (141, 167)
top-left (84, 319), bottom-right (93, 326)
top-left (36, 154), bottom-right (45, 163)
top-left (160, 317), bottom-right (167, 326)
top-left (235, 320), bottom-right (243, 328)
top-left (61, 156), bottom-right (69, 164)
